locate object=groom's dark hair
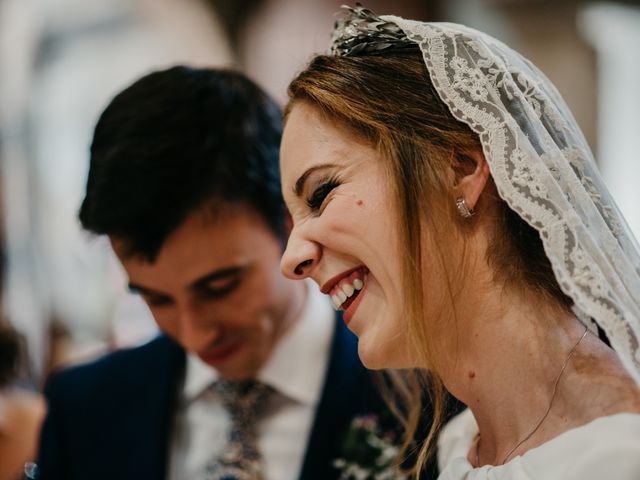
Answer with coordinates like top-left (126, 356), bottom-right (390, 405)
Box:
top-left (79, 66), bottom-right (284, 261)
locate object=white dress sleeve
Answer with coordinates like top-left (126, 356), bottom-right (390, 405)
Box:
top-left (437, 409), bottom-right (640, 480)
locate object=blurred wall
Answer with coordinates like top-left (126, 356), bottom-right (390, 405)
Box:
top-left (0, 0), bottom-right (233, 379)
top-left (580, 2), bottom-right (640, 237)
top-left (1, 0), bottom-right (638, 383)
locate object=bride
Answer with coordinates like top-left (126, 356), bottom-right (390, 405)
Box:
top-left (278, 5), bottom-right (640, 479)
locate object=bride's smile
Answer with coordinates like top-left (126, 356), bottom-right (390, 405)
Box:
top-left (280, 102), bottom-right (414, 369)
top-left (323, 266), bottom-right (367, 316)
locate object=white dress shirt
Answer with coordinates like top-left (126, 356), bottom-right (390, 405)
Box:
top-left (168, 283), bottom-right (335, 480)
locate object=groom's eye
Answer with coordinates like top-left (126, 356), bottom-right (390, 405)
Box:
top-left (141, 293), bottom-right (172, 307)
top-left (129, 285), bottom-right (173, 307)
top-left (202, 277), bottom-right (241, 300)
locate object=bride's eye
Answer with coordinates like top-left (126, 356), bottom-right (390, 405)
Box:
top-left (307, 176), bottom-right (341, 212)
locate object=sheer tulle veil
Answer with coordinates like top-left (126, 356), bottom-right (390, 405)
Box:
top-left (329, 6), bottom-right (640, 386)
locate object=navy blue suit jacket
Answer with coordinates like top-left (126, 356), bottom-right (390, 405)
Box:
top-left (37, 316), bottom-right (389, 479)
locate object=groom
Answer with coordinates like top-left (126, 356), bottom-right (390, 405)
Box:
top-left (36, 67), bottom-right (400, 479)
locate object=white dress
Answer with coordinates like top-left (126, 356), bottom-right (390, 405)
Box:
top-left (438, 409), bottom-right (640, 479)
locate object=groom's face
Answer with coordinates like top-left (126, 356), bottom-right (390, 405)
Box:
top-left (110, 203), bottom-right (299, 380)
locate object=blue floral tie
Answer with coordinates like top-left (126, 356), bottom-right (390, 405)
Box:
top-left (205, 379), bottom-right (272, 480)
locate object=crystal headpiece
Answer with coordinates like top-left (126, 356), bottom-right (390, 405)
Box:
top-left (328, 4), bottom-right (413, 56)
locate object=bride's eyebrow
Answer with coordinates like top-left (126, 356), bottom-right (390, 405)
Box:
top-left (294, 163), bottom-right (339, 197)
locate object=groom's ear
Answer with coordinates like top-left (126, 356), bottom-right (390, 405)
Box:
top-left (453, 149), bottom-right (490, 212)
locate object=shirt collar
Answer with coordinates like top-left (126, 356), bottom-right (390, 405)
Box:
top-left (182, 351), bottom-right (219, 402)
top-left (257, 281), bottom-right (334, 405)
top-left (182, 280), bottom-right (335, 406)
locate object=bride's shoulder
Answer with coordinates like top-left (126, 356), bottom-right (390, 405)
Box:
top-left (570, 339), bottom-right (640, 417)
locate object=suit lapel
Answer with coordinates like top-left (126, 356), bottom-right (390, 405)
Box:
top-left (298, 314), bottom-right (383, 480)
top-left (119, 336), bottom-right (185, 479)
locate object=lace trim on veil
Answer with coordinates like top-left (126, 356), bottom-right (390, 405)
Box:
top-left (382, 17), bottom-right (640, 385)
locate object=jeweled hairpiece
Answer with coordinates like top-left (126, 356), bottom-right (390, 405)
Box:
top-left (328, 4), bottom-right (413, 56)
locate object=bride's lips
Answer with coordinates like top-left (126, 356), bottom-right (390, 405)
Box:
top-left (320, 265), bottom-right (366, 294)
top-left (198, 336), bottom-right (243, 366)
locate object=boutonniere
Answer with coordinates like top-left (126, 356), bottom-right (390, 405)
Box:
top-left (334, 413), bottom-right (409, 480)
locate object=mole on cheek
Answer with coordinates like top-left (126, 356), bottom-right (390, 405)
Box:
top-left (468, 371), bottom-right (476, 379)
top-left (356, 199), bottom-right (364, 206)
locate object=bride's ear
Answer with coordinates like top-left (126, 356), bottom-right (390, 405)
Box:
top-left (453, 149), bottom-right (490, 212)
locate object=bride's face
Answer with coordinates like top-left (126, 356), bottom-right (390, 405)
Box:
top-left (280, 102), bottom-right (415, 369)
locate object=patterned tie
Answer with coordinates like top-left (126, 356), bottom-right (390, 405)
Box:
top-left (205, 379), bottom-right (272, 480)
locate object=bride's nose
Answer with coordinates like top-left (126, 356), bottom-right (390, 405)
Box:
top-left (280, 226), bottom-right (320, 280)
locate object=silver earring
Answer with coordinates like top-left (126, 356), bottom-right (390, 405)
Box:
top-left (456, 197), bottom-right (475, 218)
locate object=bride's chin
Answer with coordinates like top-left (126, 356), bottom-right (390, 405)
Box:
top-left (359, 336), bottom-right (418, 370)
top-left (358, 350), bottom-right (383, 370)
top-left (357, 339), bottom-right (392, 370)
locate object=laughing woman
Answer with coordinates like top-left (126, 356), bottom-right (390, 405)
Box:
top-left (279, 6), bottom-right (640, 479)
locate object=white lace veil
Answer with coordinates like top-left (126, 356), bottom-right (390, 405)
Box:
top-left (329, 6), bottom-right (640, 386)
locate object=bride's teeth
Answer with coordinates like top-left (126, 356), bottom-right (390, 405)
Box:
top-left (337, 290), bottom-right (347, 304)
top-left (328, 273), bottom-right (366, 310)
top-left (331, 294), bottom-right (342, 310)
top-left (342, 283), bottom-right (355, 297)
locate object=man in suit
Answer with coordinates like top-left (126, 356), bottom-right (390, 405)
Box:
top-left (36, 66), bottom-right (391, 480)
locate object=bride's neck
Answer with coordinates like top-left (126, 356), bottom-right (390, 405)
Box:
top-left (437, 285), bottom-right (591, 464)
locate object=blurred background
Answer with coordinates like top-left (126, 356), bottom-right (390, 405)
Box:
top-left (1, 0), bottom-right (639, 387)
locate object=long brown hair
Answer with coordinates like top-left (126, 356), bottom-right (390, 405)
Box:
top-left (286, 48), bottom-right (571, 475)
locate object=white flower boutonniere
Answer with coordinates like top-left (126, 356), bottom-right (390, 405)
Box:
top-left (333, 414), bottom-right (409, 480)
